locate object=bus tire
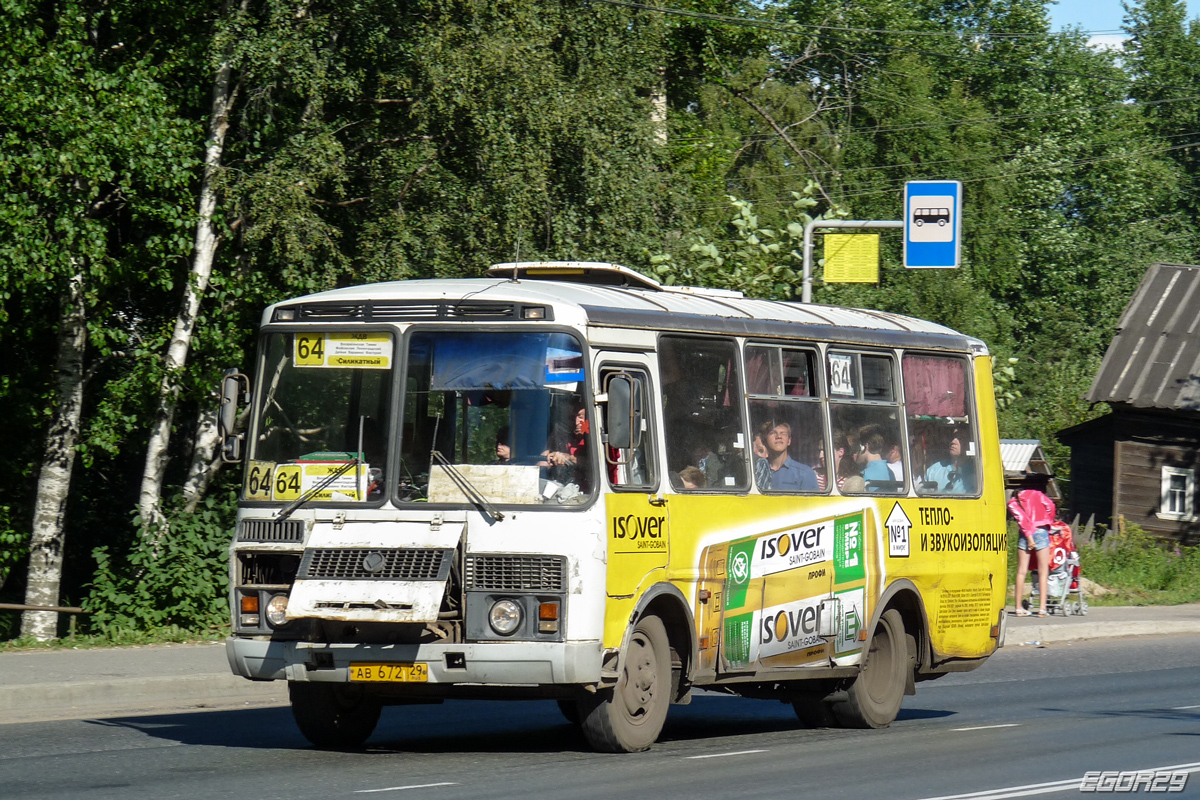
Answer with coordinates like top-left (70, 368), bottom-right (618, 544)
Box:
top-left (289, 682), bottom-right (381, 749)
top-left (578, 615), bottom-right (671, 752)
top-left (831, 609), bottom-right (907, 729)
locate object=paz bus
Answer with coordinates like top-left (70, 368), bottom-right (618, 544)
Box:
top-left (220, 262), bottom-right (1008, 752)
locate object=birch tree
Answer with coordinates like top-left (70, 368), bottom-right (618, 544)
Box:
top-left (0, 0), bottom-right (197, 638)
top-left (138, 0), bottom-right (246, 528)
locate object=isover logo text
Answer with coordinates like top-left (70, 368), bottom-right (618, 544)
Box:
top-left (752, 521), bottom-right (831, 577)
top-left (757, 595), bottom-right (825, 660)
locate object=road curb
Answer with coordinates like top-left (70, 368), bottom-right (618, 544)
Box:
top-left (0, 673), bottom-right (287, 722)
top-left (1008, 620), bottom-right (1200, 644)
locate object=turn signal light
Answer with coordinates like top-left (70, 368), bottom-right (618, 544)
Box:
top-left (241, 595), bottom-right (259, 613)
top-left (538, 602), bottom-right (559, 621)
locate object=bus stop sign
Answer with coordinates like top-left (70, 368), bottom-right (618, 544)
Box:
top-left (904, 180), bottom-right (961, 268)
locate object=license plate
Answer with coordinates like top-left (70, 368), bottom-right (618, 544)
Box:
top-left (348, 662), bottom-right (428, 683)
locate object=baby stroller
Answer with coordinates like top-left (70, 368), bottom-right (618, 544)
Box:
top-left (1030, 522), bottom-right (1088, 616)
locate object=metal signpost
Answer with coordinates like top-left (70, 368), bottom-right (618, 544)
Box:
top-left (799, 180), bottom-right (963, 303)
top-left (801, 219), bottom-right (902, 303)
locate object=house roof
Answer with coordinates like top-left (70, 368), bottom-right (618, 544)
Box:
top-left (999, 439), bottom-right (1042, 473)
top-left (1087, 263), bottom-right (1200, 411)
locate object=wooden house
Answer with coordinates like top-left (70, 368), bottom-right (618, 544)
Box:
top-left (1057, 263), bottom-right (1200, 546)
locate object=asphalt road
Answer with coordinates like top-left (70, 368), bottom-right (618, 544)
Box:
top-left (2, 634), bottom-right (1199, 800)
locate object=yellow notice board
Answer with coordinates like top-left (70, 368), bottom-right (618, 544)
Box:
top-left (824, 234), bottom-right (880, 284)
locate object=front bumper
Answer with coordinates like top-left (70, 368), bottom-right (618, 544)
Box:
top-left (226, 636), bottom-right (603, 686)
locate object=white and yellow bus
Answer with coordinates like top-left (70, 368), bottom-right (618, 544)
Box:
top-left (221, 262), bottom-right (1008, 751)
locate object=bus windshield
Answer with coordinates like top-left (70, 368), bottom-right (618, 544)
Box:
top-left (245, 331), bottom-right (394, 503)
top-left (399, 330), bottom-right (592, 507)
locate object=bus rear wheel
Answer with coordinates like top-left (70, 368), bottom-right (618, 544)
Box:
top-left (578, 615), bottom-right (671, 752)
top-left (289, 682), bottom-right (381, 749)
top-left (831, 609), bottom-right (908, 729)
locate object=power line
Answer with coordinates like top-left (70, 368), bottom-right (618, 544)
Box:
top-left (595, 0), bottom-right (1197, 94)
top-left (685, 141), bottom-right (1200, 212)
top-left (596, 0), bottom-right (1177, 41)
top-left (716, 126), bottom-right (1200, 186)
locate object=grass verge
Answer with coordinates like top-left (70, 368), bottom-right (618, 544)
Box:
top-left (1008, 521), bottom-right (1200, 607)
top-left (0, 624), bottom-right (229, 652)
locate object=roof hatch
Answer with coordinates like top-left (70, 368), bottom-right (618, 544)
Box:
top-left (487, 261), bottom-right (665, 290)
top-left (486, 261), bottom-right (744, 298)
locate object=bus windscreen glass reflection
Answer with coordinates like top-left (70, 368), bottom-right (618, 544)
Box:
top-left (400, 331), bottom-right (592, 507)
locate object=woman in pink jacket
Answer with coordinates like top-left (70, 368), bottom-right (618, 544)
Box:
top-left (1008, 482), bottom-right (1055, 617)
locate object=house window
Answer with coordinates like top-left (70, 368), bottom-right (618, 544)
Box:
top-left (1159, 466), bottom-right (1196, 521)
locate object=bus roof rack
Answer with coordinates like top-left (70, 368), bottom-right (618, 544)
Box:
top-left (487, 261), bottom-right (665, 291)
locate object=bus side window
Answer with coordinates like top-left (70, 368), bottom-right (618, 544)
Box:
top-left (746, 344), bottom-right (827, 494)
top-left (902, 354), bottom-right (978, 496)
top-left (601, 368), bottom-right (656, 490)
top-left (659, 336), bottom-right (749, 492)
top-left (828, 351), bottom-right (905, 495)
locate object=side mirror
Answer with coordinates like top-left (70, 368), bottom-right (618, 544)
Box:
top-left (218, 368), bottom-right (249, 464)
top-left (222, 434), bottom-right (242, 463)
top-left (607, 376), bottom-right (633, 450)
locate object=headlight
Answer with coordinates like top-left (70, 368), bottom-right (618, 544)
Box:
top-left (488, 599), bottom-right (522, 635)
top-left (265, 594), bottom-right (289, 627)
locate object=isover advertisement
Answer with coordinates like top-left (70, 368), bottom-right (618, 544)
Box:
top-left (710, 508), bottom-right (869, 671)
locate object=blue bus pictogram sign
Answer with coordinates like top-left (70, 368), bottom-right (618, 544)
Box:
top-left (904, 181), bottom-right (962, 268)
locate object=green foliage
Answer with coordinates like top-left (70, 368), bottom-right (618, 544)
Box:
top-left (85, 493), bottom-right (234, 635)
top-left (7, 0), bottom-right (1200, 642)
top-left (1080, 523), bottom-right (1200, 605)
top-left (650, 184), bottom-right (844, 298)
top-left (993, 358), bottom-right (1021, 411)
top-left (0, 505), bottom-right (25, 592)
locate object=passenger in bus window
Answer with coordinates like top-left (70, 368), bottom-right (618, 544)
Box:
top-left (678, 466), bottom-right (706, 490)
top-left (540, 406), bottom-right (593, 493)
top-left (494, 426), bottom-right (511, 464)
top-left (752, 429), bottom-right (771, 489)
top-left (691, 437), bottom-right (724, 489)
top-left (856, 425), bottom-right (893, 491)
top-left (885, 433), bottom-right (904, 481)
top-left (762, 421), bottom-right (818, 491)
top-left (814, 436), bottom-right (843, 491)
top-left (923, 427), bottom-right (976, 494)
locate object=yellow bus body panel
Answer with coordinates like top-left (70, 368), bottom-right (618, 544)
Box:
top-left (603, 354), bottom-right (1008, 669)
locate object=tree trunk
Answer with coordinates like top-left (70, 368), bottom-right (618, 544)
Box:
top-left (650, 65), bottom-right (667, 146)
top-left (181, 405), bottom-right (222, 513)
top-left (22, 272), bottom-right (87, 641)
top-left (137, 46), bottom-right (239, 527)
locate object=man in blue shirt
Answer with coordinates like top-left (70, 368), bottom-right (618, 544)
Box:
top-left (762, 422), bottom-right (818, 491)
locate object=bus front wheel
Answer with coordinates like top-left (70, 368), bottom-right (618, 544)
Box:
top-left (578, 615), bottom-right (671, 752)
top-left (289, 682), bottom-right (381, 749)
top-left (831, 609), bottom-right (908, 729)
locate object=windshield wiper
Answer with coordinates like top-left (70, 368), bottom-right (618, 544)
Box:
top-left (275, 458), bottom-right (360, 522)
top-left (430, 450), bottom-right (504, 524)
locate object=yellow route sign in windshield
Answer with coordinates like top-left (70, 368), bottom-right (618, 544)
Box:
top-left (295, 332), bottom-right (391, 369)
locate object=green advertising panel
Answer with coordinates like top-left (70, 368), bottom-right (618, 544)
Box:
top-left (723, 612), bottom-right (754, 668)
top-left (725, 539), bottom-right (755, 610)
top-left (834, 512), bottom-right (865, 584)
